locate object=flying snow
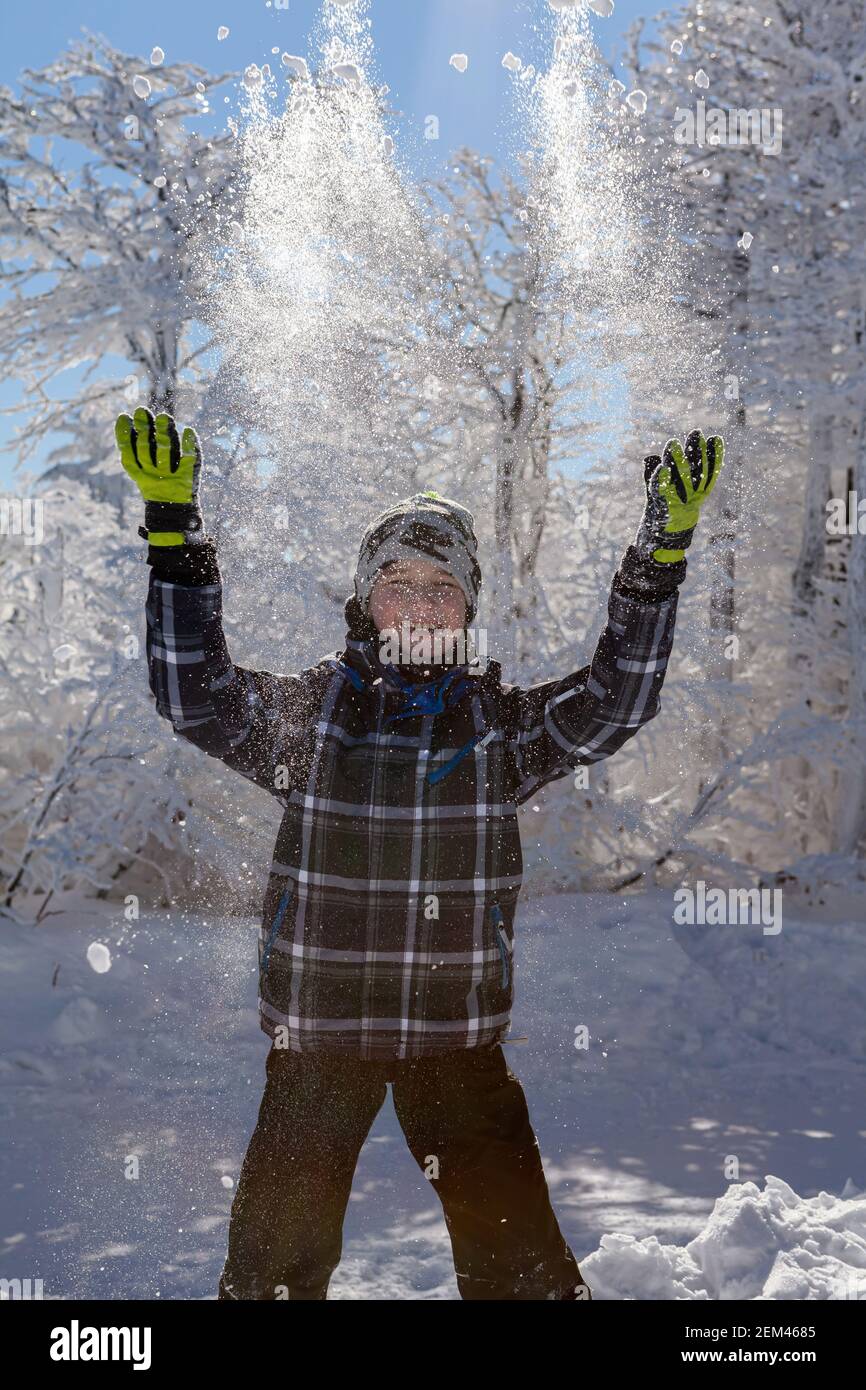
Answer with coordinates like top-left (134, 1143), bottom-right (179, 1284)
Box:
top-left (150, 47), bottom-right (164, 67)
top-left (217, 26), bottom-right (230, 41)
top-left (449, 54), bottom-right (469, 73)
top-left (502, 53), bottom-right (522, 72)
top-left (332, 62), bottom-right (362, 85)
top-left (626, 89), bottom-right (647, 113)
top-left (282, 54), bottom-right (310, 79)
top-left (86, 942), bottom-right (112, 974)
top-left (132, 76), bottom-right (151, 100)
top-left (695, 69), bottom-right (710, 88)
top-left (671, 39), bottom-right (684, 55)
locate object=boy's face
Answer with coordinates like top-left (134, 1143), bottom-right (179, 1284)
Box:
top-left (368, 558), bottom-right (467, 636)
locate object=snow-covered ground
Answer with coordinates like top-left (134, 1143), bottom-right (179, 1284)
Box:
top-left (1, 890), bottom-right (864, 1300)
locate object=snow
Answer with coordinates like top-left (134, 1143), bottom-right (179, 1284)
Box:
top-left (671, 39), bottom-right (684, 55)
top-left (1, 890), bottom-right (864, 1299)
top-left (586, 1178), bottom-right (866, 1299)
top-left (549, 0), bottom-right (613, 13)
top-left (132, 76), bottom-right (151, 100)
top-left (502, 53), bottom-right (522, 73)
top-left (243, 64), bottom-right (263, 92)
top-left (626, 89), bottom-right (647, 114)
top-left (281, 54), bottom-right (310, 80)
top-left (86, 942), bottom-right (111, 974)
top-left (331, 63), bottom-right (361, 86)
top-left (449, 54), bottom-right (469, 74)
top-left (217, 26), bottom-right (229, 42)
top-left (695, 69), bottom-right (710, 89)
top-left (739, 231), bottom-right (754, 250)
top-left (150, 48), bottom-right (164, 67)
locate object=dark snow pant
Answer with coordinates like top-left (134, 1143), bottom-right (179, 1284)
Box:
top-left (218, 1040), bottom-right (590, 1301)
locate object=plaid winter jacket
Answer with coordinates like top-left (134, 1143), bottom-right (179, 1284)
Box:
top-left (145, 541), bottom-right (681, 1060)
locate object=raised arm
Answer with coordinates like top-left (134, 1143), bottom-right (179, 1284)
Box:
top-left (116, 407), bottom-right (323, 798)
top-left (506, 429), bottom-right (725, 804)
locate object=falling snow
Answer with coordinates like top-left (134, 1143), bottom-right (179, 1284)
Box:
top-left (86, 942), bottom-right (112, 974)
top-left (282, 54), bottom-right (310, 79)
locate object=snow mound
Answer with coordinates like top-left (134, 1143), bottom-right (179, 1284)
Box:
top-left (50, 996), bottom-right (110, 1046)
top-left (583, 1176), bottom-right (866, 1300)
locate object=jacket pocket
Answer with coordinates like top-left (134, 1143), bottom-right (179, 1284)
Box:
top-left (491, 903), bottom-right (511, 990)
top-left (261, 887), bottom-right (292, 975)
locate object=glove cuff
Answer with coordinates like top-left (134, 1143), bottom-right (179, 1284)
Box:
top-left (146, 536), bottom-right (220, 585)
top-left (615, 544), bottom-right (687, 599)
top-left (139, 500), bottom-right (205, 546)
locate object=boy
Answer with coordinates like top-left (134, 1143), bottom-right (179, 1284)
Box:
top-left (115, 408), bottom-right (723, 1300)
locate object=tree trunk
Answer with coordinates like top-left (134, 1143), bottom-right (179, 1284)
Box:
top-left (835, 396), bottom-right (866, 854)
top-left (793, 413), bottom-right (833, 607)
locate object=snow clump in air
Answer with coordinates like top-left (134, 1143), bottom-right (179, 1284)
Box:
top-left (282, 55), bottom-right (310, 80)
top-left (449, 54), bottom-right (469, 73)
top-left (132, 76), bottom-right (151, 99)
top-left (332, 62), bottom-right (361, 85)
top-left (217, 26), bottom-right (230, 41)
top-left (150, 48), bottom-right (164, 66)
top-left (502, 53), bottom-right (522, 72)
top-left (86, 942), bottom-right (112, 974)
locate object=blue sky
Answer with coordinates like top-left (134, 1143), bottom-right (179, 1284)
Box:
top-left (0, 0), bottom-right (664, 484)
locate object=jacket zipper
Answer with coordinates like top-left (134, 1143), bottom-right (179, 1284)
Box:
top-left (491, 904), bottom-right (510, 989)
top-left (262, 887), bottom-right (292, 974)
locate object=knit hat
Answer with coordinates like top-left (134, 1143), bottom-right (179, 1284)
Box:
top-left (349, 491), bottom-right (482, 633)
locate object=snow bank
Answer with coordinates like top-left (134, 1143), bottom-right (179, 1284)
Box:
top-left (583, 1176), bottom-right (866, 1300)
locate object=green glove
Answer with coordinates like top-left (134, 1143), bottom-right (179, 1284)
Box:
top-left (635, 429), bottom-right (725, 563)
top-left (115, 406), bottom-right (205, 547)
